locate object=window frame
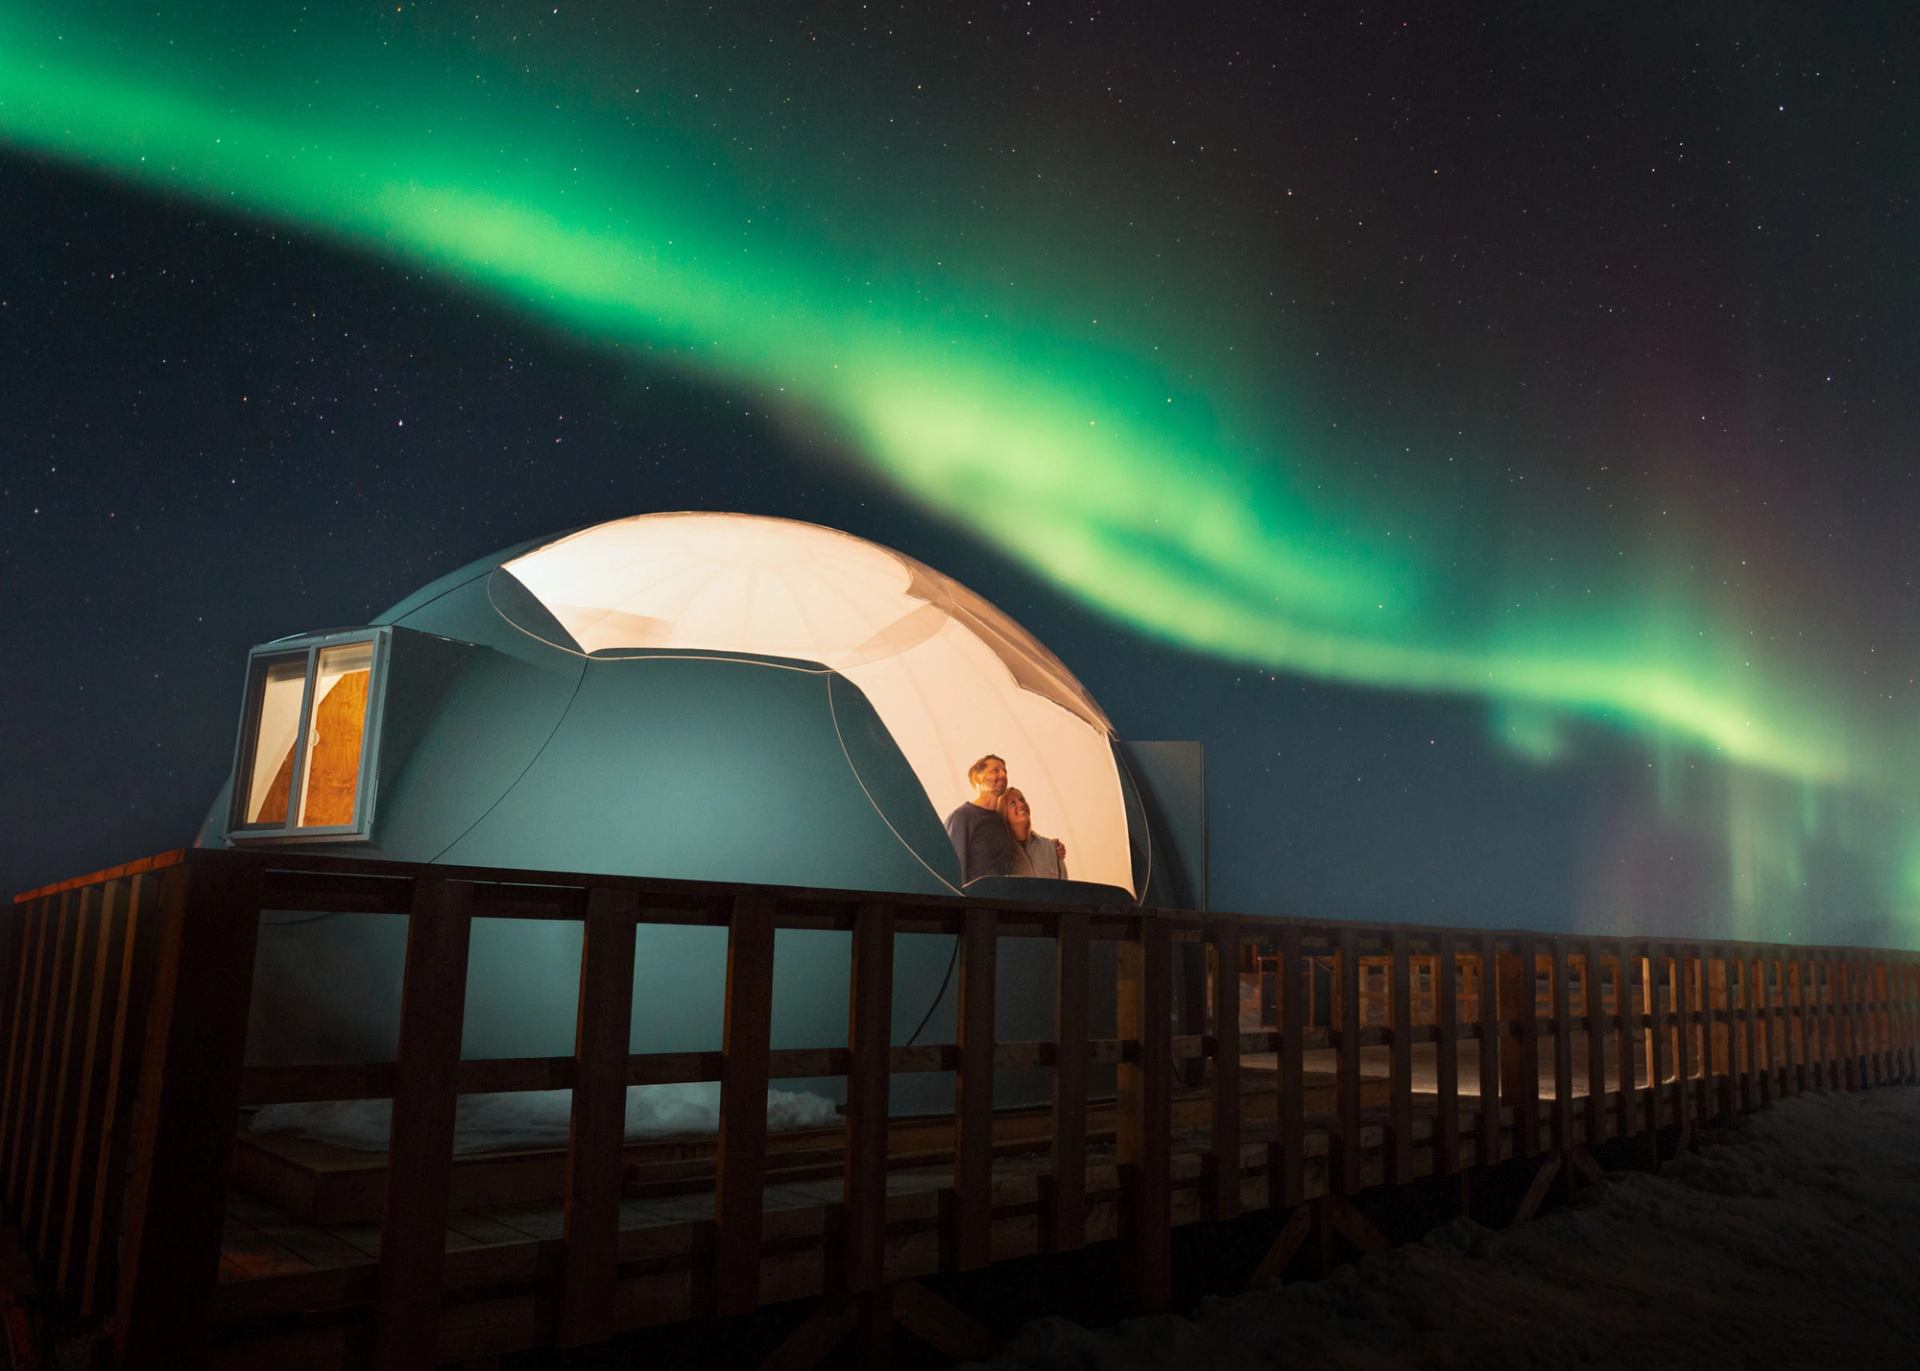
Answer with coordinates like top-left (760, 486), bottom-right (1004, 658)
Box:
top-left (224, 626), bottom-right (393, 843)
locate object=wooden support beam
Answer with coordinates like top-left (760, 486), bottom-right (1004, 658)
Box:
top-left (1434, 932), bottom-right (1459, 1175)
top-left (1566, 1145), bottom-right (1607, 1187)
top-left (952, 907), bottom-right (995, 1270)
top-left (854, 1284), bottom-right (894, 1371)
top-left (1208, 916), bottom-right (1242, 1219)
top-left (113, 860), bottom-right (264, 1369)
top-left (558, 886), bottom-right (639, 1347)
top-left (1334, 927), bottom-right (1362, 1192)
top-left (1047, 910), bottom-right (1088, 1252)
top-left (373, 876), bottom-right (475, 1371)
top-left (758, 1295), bottom-right (858, 1371)
top-left (714, 894), bottom-right (777, 1316)
top-left (1323, 1193), bottom-right (1390, 1256)
top-left (1508, 1152), bottom-right (1563, 1228)
top-left (1249, 1203), bottom-right (1314, 1285)
top-left (843, 901), bottom-right (895, 1294)
top-left (1117, 915), bottom-right (1172, 1312)
top-left (891, 1280), bottom-right (1000, 1363)
top-left (1387, 930), bottom-right (1414, 1186)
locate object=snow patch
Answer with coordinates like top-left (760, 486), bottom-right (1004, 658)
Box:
top-left (249, 1083), bottom-right (839, 1154)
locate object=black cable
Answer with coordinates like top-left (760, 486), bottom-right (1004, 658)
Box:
top-left (903, 938), bottom-right (960, 1046)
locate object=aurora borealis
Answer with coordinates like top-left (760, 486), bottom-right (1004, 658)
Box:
top-left (4, 3), bottom-right (1916, 941)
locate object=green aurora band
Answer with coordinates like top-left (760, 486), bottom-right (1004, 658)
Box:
top-left (0, 5), bottom-right (1894, 856)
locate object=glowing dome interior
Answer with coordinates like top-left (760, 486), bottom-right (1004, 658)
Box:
top-left (499, 512), bottom-right (1133, 892)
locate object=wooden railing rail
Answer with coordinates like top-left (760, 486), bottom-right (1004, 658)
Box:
top-left (3, 848), bottom-right (1916, 1369)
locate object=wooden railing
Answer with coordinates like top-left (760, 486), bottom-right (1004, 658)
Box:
top-left (3, 849), bottom-right (1917, 1368)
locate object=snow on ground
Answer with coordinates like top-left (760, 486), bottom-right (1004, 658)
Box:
top-left (969, 1087), bottom-right (1920, 1371)
top-left (249, 1083), bottom-right (839, 1153)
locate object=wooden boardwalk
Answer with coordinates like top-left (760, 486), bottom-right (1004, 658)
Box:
top-left (4, 849), bottom-right (1916, 1368)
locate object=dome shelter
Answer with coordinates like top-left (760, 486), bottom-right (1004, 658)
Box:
top-left (199, 513), bottom-right (1206, 1107)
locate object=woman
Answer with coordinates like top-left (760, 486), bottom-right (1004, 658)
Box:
top-left (1000, 787), bottom-right (1067, 880)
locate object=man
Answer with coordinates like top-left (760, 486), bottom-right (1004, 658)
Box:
top-left (944, 753), bottom-right (1066, 886)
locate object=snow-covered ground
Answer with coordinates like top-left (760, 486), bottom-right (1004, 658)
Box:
top-left (969, 1087), bottom-right (1920, 1371)
top-left (249, 1083), bottom-right (839, 1153)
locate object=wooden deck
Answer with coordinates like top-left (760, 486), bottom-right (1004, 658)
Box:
top-left (207, 1090), bottom-right (1448, 1367)
top-left (4, 849), bottom-right (1916, 1369)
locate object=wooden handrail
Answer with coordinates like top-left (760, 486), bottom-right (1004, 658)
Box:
top-left (1, 847), bottom-right (1915, 1368)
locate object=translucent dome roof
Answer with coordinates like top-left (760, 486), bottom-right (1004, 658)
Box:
top-left (499, 512), bottom-right (1132, 892)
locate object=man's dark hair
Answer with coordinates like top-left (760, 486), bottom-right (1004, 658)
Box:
top-left (967, 753), bottom-right (1006, 783)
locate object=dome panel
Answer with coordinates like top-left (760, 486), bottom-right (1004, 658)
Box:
top-left (500, 511), bottom-right (1133, 891)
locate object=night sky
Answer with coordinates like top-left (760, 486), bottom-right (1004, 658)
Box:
top-left (4, 2), bottom-right (1916, 946)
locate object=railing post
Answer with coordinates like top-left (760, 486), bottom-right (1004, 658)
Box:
top-left (1712, 944), bottom-right (1743, 1113)
top-left (9, 891), bottom-right (71, 1219)
top-left (373, 876), bottom-right (474, 1371)
top-left (1673, 946), bottom-right (1696, 1138)
top-left (1208, 916), bottom-right (1243, 1219)
top-left (1583, 941), bottom-right (1606, 1146)
top-left (1387, 930), bottom-right (1414, 1186)
top-left (53, 878), bottom-right (130, 1309)
top-left (1434, 932), bottom-right (1460, 1175)
top-left (0, 895), bottom-right (49, 1213)
top-left (559, 886), bottom-right (639, 1347)
top-left (34, 884), bottom-right (104, 1248)
top-left (842, 900), bottom-right (894, 1295)
top-left (1647, 948), bottom-right (1670, 1157)
top-left (952, 906), bottom-right (996, 1269)
top-left (1837, 955), bottom-right (1857, 1090)
top-left (1549, 940), bottom-right (1573, 1152)
top-left (1498, 938), bottom-right (1539, 1157)
top-left (78, 873), bottom-right (161, 1320)
top-left (1906, 956), bottom-right (1919, 1083)
top-left (1117, 914), bottom-right (1172, 1311)
top-left (1047, 910), bottom-right (1089, 1251)
top-left (1334, 927), bottom-right (1362, 1191)
top-left (113, 858), bottom-right (263, 1369)
top-left (1277, 924), bottom-right (1306, 1205)
top-left (1613, 941), bottom-right (1638, 1142)
top-left (1875, 959), bottom-right (1893, 1084)
top-left (714, 894), bottom-right (777, 1316)
top-left (1475, 933), bottom-right (1499, 1167)
top-left (1822, 952), bottom-right (1841, 1088)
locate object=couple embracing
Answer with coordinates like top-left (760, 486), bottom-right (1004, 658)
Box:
top-left (943, 753), bottom-right (1067, 887)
